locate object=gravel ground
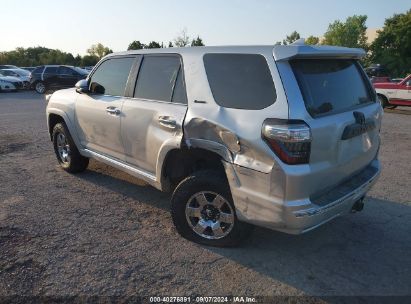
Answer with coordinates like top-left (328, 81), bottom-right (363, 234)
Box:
top-left (0, 92), bottom-right (410, 302)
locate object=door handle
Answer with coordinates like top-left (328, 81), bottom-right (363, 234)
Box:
top-left (158, 116), bottom-right (177, 129)
top-left (106, 107), bottom-right (121, 115)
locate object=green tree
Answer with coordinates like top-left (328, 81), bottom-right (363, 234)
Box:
top-left (282, 31), bottom-right (301, 45)
top-left (168, 41), bottom-right (174, 48)
top-left (369, 10), bottom-right (411, 77)
top-left (87, 43), bottom-right (113, 59)
top-left (146, 41), bottom-right (162, 49)
top-left (322, 15), bottom-right (368, 49)
top-left (191, 36), bottom-right (205, 46)
top-left (81, 55), bottom-right (99, 67)
top-left (305, 36), bottom-right (320, 45)
top-left (128, 40), bottom-right (145, 50)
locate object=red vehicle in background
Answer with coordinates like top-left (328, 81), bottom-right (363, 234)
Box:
top-left (374, 74), bottom-right (411, 109)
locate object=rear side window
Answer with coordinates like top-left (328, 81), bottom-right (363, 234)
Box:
top-left (290, 59), bottom-right (374, 117)
top-left (32, 66), bottom-right (44, 74)
top-left (44, 67), bottom-right (58, 74)
top-left (89, 57), bottom-right (134, 96)
top-left (203, 54), bottom-right (276, 110)
top-left (134, 55), bottom-right (186, 103)
top-left (59, 66), bottom-right (76, 75)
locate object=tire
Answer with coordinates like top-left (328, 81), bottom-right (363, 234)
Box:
top-left (171, 170), bottom-right (253, 247)
top-left (378, 94), bottom-right (397, 109)
top-left (35, 81), bottom-right (46, 94)
top-left (52, 122), bottom-right (89, 173)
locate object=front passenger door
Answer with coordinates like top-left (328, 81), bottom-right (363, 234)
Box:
top-left (74, 56), bottom-right (136, 160)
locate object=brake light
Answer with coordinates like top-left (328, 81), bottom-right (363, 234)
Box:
top-left (262, 119), bottom-right (311, 165)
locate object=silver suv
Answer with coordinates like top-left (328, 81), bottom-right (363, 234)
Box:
top-left (46, 43), bottom-right (381, 246)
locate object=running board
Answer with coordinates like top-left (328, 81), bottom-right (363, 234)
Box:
top-left (82, 148), bottom-right (158, 186)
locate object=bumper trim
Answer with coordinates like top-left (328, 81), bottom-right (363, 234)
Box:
top-left (294, 164), bottom-right (380, 218)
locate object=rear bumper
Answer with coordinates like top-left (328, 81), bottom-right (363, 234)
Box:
top-left (224, 159), bottom-right (380, 234)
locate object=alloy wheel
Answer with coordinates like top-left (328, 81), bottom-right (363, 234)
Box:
top-left (56, 132), bottom-right (71, 164)
top-left (185, 191), bottom-right (235, 240)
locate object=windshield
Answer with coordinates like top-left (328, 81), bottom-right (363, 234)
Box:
top-left (290, 59), bottom-right (374, 117)
top-left (12, 69), bottom-right (30, 76)
top-left (73, 67), bottom-right (89, 75)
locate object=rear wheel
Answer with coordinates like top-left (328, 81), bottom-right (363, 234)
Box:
top-left (171, 170), bottom-right (253, 247)
top-left (35, 81), bottom-right (46, 94)
top-left (378, 94), bottom-right (397, 109)
top-left (52, 122), bottom-right (89, 173)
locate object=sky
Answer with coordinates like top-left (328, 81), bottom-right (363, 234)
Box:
top-left (1, 0), bottom-right (410, 55)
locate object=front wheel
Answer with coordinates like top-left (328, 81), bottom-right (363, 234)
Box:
top-left (52, 122), bottom-right (89, 173)
top-left (171, 170), bottom-right (253, 247)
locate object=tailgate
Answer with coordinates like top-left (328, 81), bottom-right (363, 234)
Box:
top-left (276, 56), bottom-right (382, 200)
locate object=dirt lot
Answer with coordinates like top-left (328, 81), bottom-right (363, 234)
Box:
top-left (0, 92), bottom-right (410, 301)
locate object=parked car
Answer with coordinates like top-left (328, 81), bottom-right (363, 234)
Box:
top-left (391, 78), bottom-right (404, 83)
top-left (20, 67), bottom-right (36, 72)
top-left (365, 64), bottom-right (388, 78)
top-left (0, 65), bottom-right (18, 69)
top-left (46, 44), bottom-right (381, 246)
top-left (82, 66), bottom-right (94, 71)
top-left (0, 68), bottom-right (31, 88)
top-left (370, 76), bottom-right (391, 83)
top-left (374, 74), bottom-right (411, 108)
top-left (30, 65), bottom-right (89, 94)
top-left (0, 78), bottom-right (17, 92)
top-left (0, 71), bottom-right (24, 91)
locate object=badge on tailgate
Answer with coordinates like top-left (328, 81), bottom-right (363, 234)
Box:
top-left (341, 111), bottom-right (376, 140)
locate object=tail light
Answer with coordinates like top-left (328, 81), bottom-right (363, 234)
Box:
top-left (262, 119), bottom-right (311, 165)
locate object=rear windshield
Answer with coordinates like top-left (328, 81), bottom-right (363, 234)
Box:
top-left (290, 59), bottom-right (374, 117)
top-left (203, 54), bottom-right (276, 110)
top-left (32, 66), bottom-right (44, 74)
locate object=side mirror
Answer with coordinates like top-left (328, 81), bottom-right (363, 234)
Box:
top-left (75, 79), bottom-right (89, 94)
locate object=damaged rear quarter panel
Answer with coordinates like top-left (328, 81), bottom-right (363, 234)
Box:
top-left (182, 48), bottom-right (289, 173)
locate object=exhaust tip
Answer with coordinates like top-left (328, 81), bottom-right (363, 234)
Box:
top-left (351, 197), bottom-right (365, 213)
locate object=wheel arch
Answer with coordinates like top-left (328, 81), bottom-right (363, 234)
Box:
top-left (47, 109), bottom-right (82, 150)
top-left (377, 93), bottom-right (389, 103)
top-left (160, 147), bottom-right (229, 192)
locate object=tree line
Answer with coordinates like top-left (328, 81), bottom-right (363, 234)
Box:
top-left (0, 29), bottom-right (204, 68)
top-left (276, 10), bottom-right (410, 77)
top-left (0, 10), bottom-right (409, 76)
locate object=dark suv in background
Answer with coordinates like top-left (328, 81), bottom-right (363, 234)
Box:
top-left (30, 65), bottom-right (88, 94)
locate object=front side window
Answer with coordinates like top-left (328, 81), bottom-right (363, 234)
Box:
top-left (203, 54), bottom-right (277, 110)
top-left (134, 56), bottom-right (185, 103)
top-left (89, 57), bottom-right (134, 96)
top-left (172, 68), bottom-right (187, 104)
top-left (290, 59), bottom-right (374, 117)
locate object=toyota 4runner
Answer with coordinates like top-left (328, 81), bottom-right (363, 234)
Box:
top-left (46, 43), bottom-right (381, 246)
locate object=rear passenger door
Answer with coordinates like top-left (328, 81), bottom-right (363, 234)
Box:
top-left (121, 54), bottom-right (188, 175)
